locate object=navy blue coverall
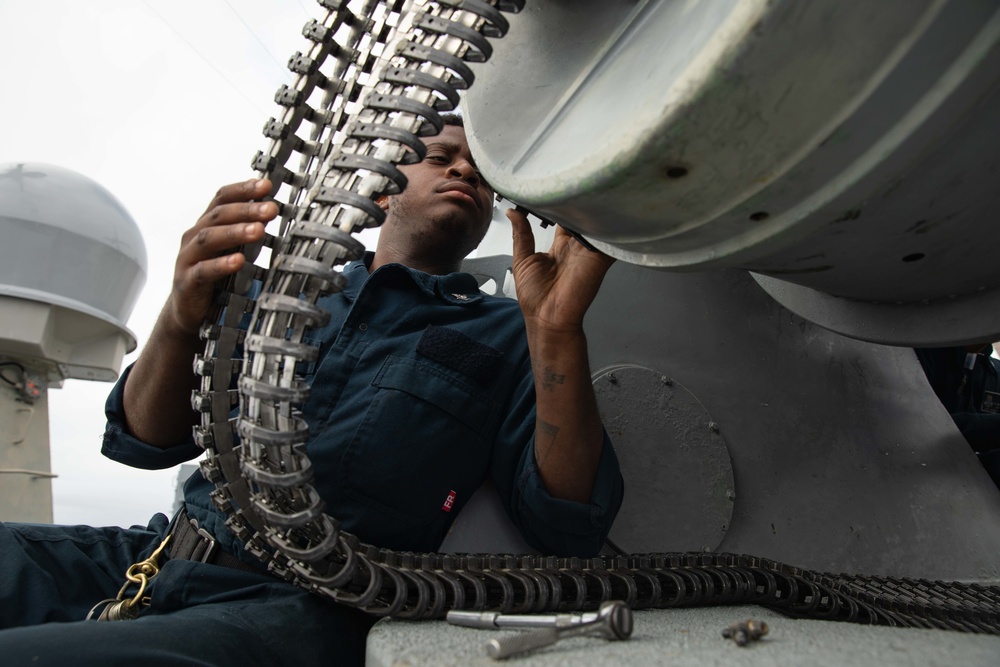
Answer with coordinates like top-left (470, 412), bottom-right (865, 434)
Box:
top-left (0, 255), bottom-right (623, 665)
top-left (916, 345), bottom-right (1000, 487)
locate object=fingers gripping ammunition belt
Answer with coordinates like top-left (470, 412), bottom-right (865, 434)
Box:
top-left (191, 0), bottom-right (1000, 630)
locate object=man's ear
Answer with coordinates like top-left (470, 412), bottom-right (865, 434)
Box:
top-left (375, 195), bottom-right (390, 211)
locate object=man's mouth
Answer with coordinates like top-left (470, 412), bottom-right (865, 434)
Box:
top-left (438, 182), bottom-right (481, 210)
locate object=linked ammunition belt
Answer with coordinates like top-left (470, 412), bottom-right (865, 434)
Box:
top-left (191, 0), bottom-right (1000, 632)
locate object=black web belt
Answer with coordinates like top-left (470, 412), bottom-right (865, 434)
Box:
top-left (166, 508), bottom-right (270, 576)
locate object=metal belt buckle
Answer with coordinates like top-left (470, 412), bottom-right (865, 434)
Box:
top-left (192, 522), bottom-right (219, 564)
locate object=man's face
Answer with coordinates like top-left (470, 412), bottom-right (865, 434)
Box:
top-left (384, 124), bottom-right (494, 258)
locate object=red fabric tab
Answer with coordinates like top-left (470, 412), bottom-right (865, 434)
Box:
top-left (442, 490), bottom-right (457, 512)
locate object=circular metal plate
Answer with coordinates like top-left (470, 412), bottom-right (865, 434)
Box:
top-left (594, 366), bottom-right (735, 553)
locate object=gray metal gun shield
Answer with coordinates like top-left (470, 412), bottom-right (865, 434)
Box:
top-left (462, 0), bottom-right (1000, 345)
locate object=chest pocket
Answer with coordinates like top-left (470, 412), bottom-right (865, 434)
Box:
top-left (982, 390), bottom-right (1000, 414)
top-left (338, 355), bottom-right (499, 524)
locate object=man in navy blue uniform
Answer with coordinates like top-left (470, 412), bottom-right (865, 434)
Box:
top-left (0, 116), bottom-right (623, 665)
top-left (916, 343), bottom-right (1000, 488)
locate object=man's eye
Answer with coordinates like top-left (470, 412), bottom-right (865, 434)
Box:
top-left (426, 154), bottom-right (448, 163)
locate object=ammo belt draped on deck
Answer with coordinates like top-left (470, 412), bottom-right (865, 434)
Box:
top-left (188, 0), bottom-right (1000, 631)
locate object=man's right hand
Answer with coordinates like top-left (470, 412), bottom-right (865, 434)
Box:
top-left (122, 178), bottom-right (276, 447)
top-left (165, 178), bottom-right (276, 337)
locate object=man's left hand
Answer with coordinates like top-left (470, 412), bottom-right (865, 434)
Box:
top-left (507, 208), bottom-right (615, 333)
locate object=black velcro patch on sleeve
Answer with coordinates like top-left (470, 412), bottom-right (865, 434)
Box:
top-left (417, 325), bottom-right (504, 385)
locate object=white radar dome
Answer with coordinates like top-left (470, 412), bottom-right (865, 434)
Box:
top-left (0, 163), bottom-right (147, 381)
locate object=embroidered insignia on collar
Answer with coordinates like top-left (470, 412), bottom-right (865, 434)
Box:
top-left (451, 293), bottom-right (470, 300)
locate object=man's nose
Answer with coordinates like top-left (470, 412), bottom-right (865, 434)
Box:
top-left (448, 159), bottom-right (479, 187)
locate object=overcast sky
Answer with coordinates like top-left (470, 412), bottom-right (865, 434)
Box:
top-left (0, 0), bottom-right (343, 526)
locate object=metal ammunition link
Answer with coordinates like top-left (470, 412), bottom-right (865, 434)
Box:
top-left (188, 0), bottom-right (1000, 632)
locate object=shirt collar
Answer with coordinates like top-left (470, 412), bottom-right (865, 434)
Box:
top-left (343, 252), bottom-right (483, 305)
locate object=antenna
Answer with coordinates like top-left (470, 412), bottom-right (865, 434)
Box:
top-left (0, 163), bottom-right (147, 522)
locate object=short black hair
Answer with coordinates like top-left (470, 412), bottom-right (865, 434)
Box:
top-left (440, 112), bottom-right (464, 128)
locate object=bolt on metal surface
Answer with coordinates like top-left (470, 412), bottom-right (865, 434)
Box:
top-left (484, 600), bottom-right (633, 660)
top-left (722, 619), bottom-right (769, 646)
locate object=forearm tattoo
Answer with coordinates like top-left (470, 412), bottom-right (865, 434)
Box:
top-left (534, 363), bottom-right (567, 392)
top-left (536, 420), bottom-right (560, 465)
